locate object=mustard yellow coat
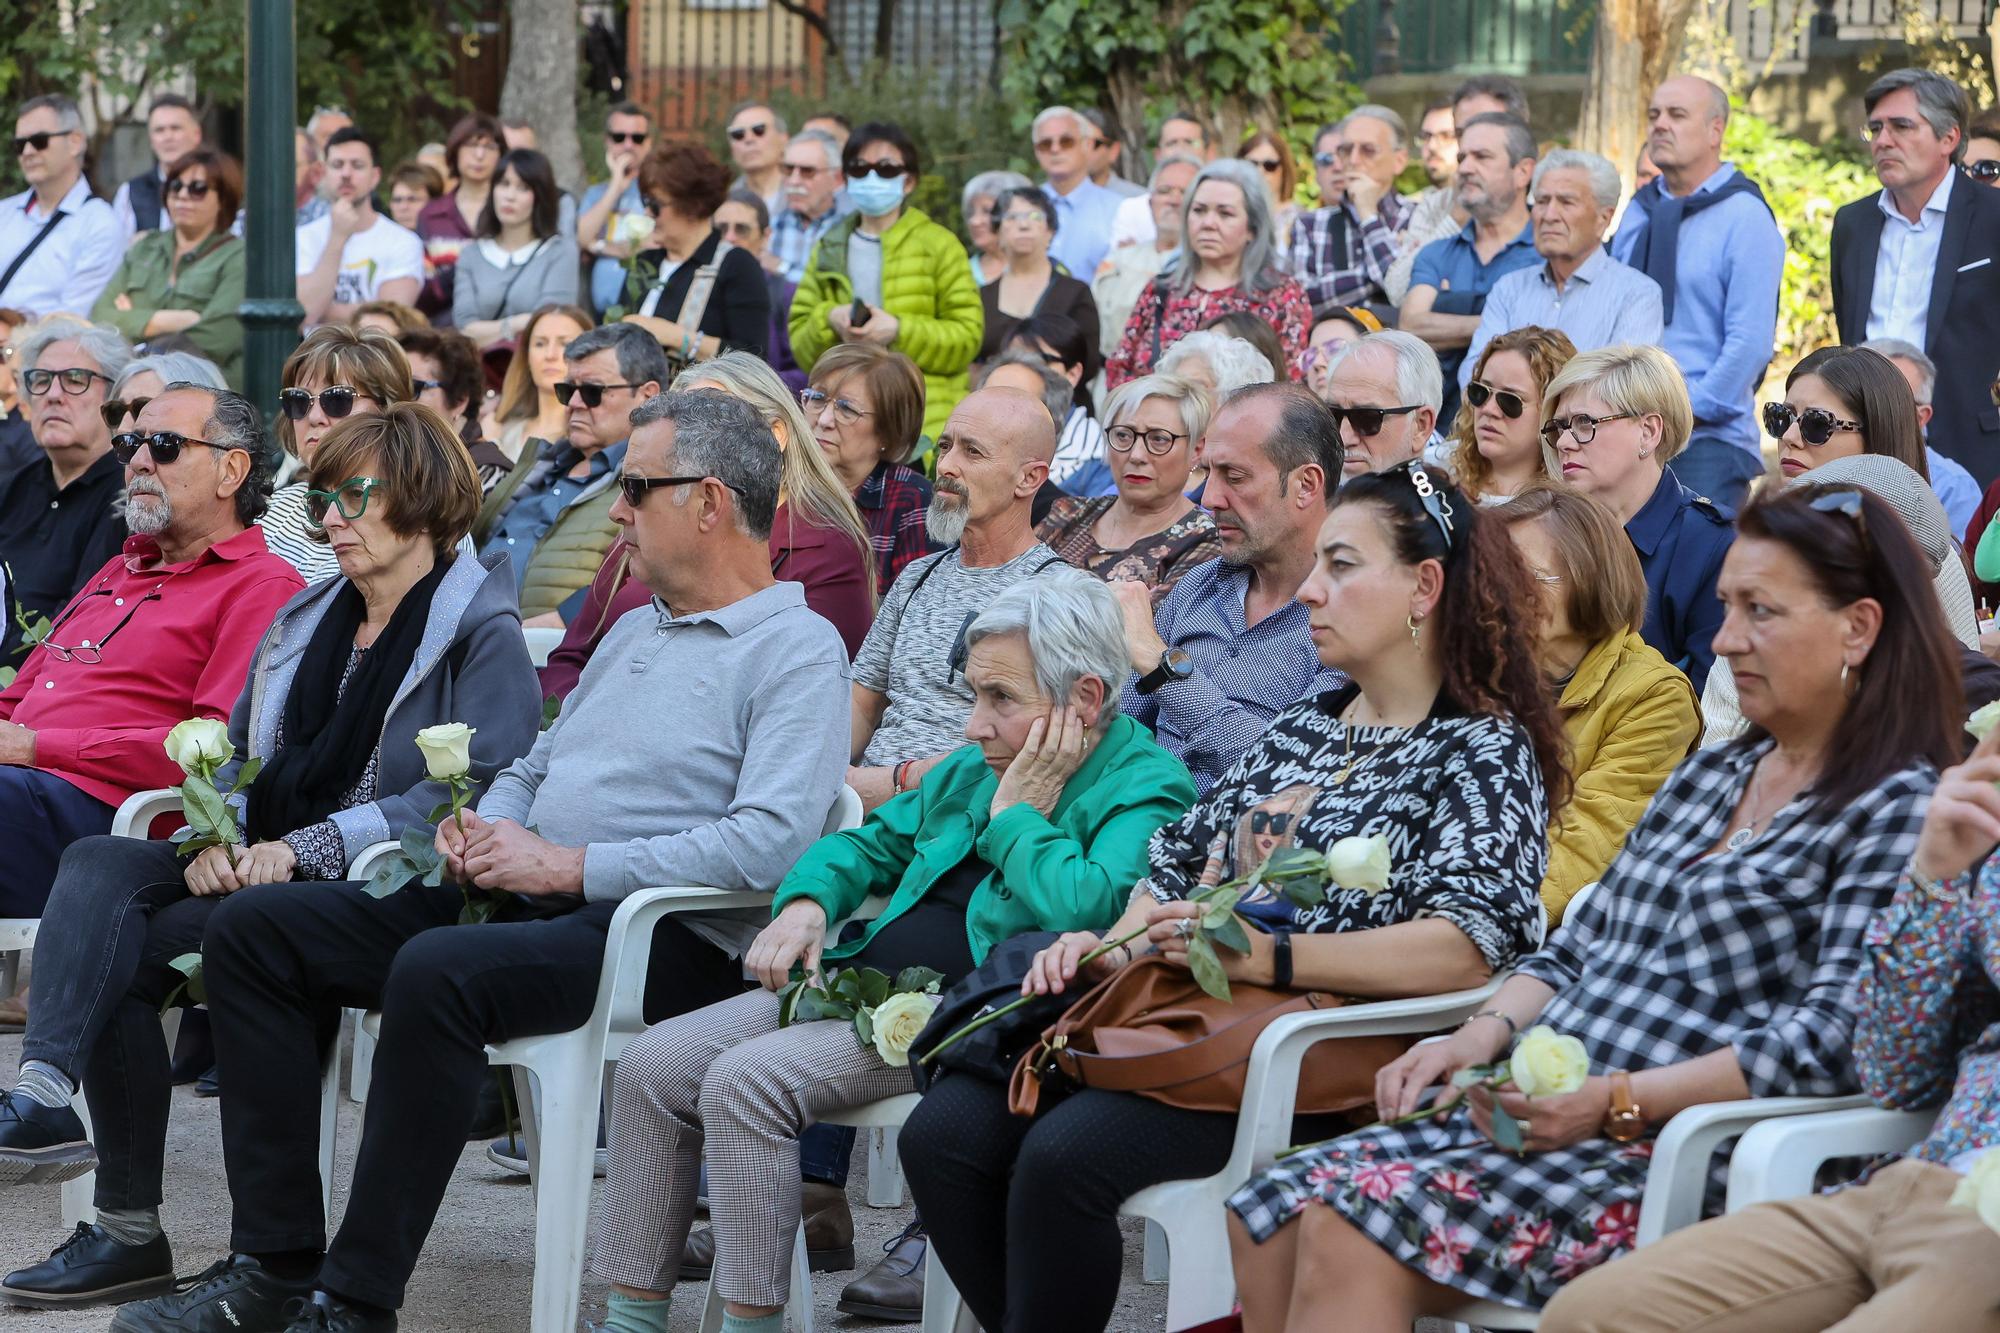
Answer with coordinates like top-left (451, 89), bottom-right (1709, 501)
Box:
top-left (1545, 628), bottom-right (1700, 923)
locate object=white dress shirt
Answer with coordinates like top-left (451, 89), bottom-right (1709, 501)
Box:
top-left (1865, 167), bottom-right (1954, 346)
top-left (0, 177), bottom-right (123, 318)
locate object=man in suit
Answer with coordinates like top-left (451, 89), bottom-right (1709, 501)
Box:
top-left (1832, 68), bottom-right (2000, 487)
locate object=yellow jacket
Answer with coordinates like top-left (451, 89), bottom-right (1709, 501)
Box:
top-left (1545, 629), bottom-right (1700, 923)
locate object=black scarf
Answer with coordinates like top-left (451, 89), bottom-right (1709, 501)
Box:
top-left (1624, 170), bottom-right (1772, 324)
top-left (245, 559), bottom-right (451, 842)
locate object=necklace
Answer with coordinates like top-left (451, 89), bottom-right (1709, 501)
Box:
top-left (1333, 701), bottom-right (1395, 785)
top-left (1725, 757), bottom-right (1788, 853)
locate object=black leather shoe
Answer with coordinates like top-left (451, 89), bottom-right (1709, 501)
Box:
top-left (281, 1290), bottom-right (398, 1332)
top-left (679, 1181), bottom-right (855, 1280)
top-left (0, 1222), bottom-right (175, 1308)
top-left (0, 1089), bottom-right (94, 1186)
top-left (108, 1254), bottom-right (314, 1333)
top-left (837, 1220), bottom-right (926, 1322)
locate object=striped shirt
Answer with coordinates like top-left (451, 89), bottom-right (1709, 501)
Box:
top-left (259, 484), bottom-right (340, 583)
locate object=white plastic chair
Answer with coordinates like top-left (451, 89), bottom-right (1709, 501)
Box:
top-left (522, 625), bottom-right (563, 668)
top-left (1724, 1103), bottom-right (1933, 1211)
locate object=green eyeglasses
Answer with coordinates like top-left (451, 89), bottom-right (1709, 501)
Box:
top-left (303, 476), bottom-right (385, 527)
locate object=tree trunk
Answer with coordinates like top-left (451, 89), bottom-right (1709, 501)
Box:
top-left (1988, 5), bottom-right (2000, 103)
top-left (500, 0), bottom-right (584, 195)
top-left (1576, 0), bottom-right (1697, 202)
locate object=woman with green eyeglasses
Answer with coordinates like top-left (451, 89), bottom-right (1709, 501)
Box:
top-left (0, 402), bottom-right (541, 1310)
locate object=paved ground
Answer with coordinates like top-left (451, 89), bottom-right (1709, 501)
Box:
top-left (0, 1031), bottom-right (1173, 1332)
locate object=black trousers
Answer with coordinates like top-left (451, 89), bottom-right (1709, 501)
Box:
top-left (201, 878), bottom-right (743, 1310)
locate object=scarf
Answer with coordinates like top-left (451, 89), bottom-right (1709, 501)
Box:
top-left (1624, 169), bottom-right (1772, 324)
top-left (245, 558), bottom-right (450, 842)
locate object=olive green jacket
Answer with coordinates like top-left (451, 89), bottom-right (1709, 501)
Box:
top-left (91, 231), bottom-right (245, 387)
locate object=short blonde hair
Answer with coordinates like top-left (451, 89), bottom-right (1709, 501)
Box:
top-left (1102, 374), bottom-right (1216, 453)
top-left (1542, 343), bottom-right (1692, 462)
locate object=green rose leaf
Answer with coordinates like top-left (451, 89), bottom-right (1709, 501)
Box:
top-left (459, 895), bottom-right (499, 926)
top-left (1184, 931), bottom-right (1232, 1001)
top-left (363, 853), bottom-right (417, 899)
top-left (1205, 909), bottom-right (1251, 957)
top-left (854, 1005), bottom-right (876, 1047)
top-left (893, 966), bottom-right (944, 996)
top-left (1488, 1104), bottom-right (1525, 1152)
top-left (232, 755), bottom-right (263, 790)
top-left (857, 968), bottom-right (893, 1009)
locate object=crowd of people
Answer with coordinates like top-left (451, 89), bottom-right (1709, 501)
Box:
top-left (0, 56), bottom-right (1994, 1333)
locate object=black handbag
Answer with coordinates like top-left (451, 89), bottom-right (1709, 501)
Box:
top-left (908, 930), bottom-right (1068, 1092)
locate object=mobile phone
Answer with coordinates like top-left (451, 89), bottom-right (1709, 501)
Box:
top-left (850, 298), bottom-right (871, 328)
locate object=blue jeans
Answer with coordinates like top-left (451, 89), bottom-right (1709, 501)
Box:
top-left (801, 1122), bottom-right (856, 1186)
top-left (1668, 439), bottom-right (1766, 515)
top-left (0, 767), bottom-right (115, 917)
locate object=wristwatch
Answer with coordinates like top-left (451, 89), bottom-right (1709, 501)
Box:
top-left (1135, 647), bottom-right (1194, 695)
top-left (1603, 1070), bottom-right (1646, 1142)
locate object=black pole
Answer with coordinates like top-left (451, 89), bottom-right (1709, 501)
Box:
top-left (240, 0), bottom-right (301, 418)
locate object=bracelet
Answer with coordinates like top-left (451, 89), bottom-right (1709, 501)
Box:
top-left (892, 760), bottom-right (913, 794)
top-left (1465, 1010), bottom-right (1518, 1042)
top-left (680, 331), bottom-right (697, 361)
top-left (1908, 861), bottom-right (1965, 904)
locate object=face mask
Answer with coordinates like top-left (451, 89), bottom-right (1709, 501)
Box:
top-left (846, 171), bottom-right (907, 218)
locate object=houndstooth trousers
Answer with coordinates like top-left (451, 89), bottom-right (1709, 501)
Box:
top-left (588, 987), bottom-right (917, 1305)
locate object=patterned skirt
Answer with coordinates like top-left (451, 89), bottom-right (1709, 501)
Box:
top-left (1227, 1114), bottom-right (1657, 1309)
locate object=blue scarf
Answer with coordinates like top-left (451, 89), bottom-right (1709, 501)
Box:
top-left (1624, 169), bottom-right (1772, 324)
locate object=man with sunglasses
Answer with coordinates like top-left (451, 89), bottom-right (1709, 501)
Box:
top-left (769, 129), bottom-right (852, 285)
top-left (726, 101), bottom-right (790, 218)
top-left (0, 95), bottom-right (122, 320)
top-left (1079, 108), bottom-right (1144, 199)
top-left (0, 318), bottom-right (133, 661)
top-left (1322, 330), bottom-right (1444, 481)
top-left (1289, 106), bottom-right (1414, 318)
top-left (0, 383), bottom-right (299, 923)
top-left (578, 102), bottom-right (657, 318)
top-left (1033, 105), bottom-right (1122, 283)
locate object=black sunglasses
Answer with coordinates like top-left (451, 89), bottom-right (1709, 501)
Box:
top-left (1970, 160), bottom-right (2000, 182)
top-left (1762, 401), bottom-right (1862, 447)
top-left (100, 397), bottom-right (152, 430)
top-left (110, 430), bottom-right (228, 465)
top-left (12, 130), bottom-right (74, 156)
top-left (728, 122), bottom-right (770, 141)
top-left (164, 178), bottom-right (210, 199)
top-left (555, 380), bottom-right (638, 408)
top-left (411, 378), bottom-right (445, 395)
top-left (1249, 810), bottom-right (1294, 836)
top-left (618, 473), bottom-right (748, 508)
top-left (278, 386), bottom-right (370, 421)
top-left (1466, 381), bottom-right (1527, 419)
top-left (844, 159), bottom-right (910, 180)
top-left (607, 131), bottom-right (649, 145)
top-left (1327, 403), bottom-right (1423, 438)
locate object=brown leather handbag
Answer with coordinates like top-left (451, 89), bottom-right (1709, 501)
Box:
top-left (1007, 954), bottom-right (1415, 1117)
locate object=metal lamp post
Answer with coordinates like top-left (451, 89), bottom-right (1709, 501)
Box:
top-left (239, 0), bottom-right (302, 420)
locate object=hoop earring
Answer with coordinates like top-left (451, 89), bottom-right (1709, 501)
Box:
top-left (1408, 614), bottom-right (1422, 649)
top-left (1841, 660), bottom-right (1855, 697)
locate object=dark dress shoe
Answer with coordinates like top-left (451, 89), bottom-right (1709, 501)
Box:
top-left (192, 1066), bottom-right (219, 1098)
top-left (679, 1180), bottom-right (855, 1279)
top-left (0, 1222), bottom-right (175, 1308)
top-left (168, 1009), bottom-right (215, 1084)
top-left (0, 1089), bottom-right (95, 1186)
top-left (108, 1254), bottom-right (315, 1333)
top-left (280, 1290), bottom-right (398, 1332)
top-left (836, 1220), bottom-right (926, 1321)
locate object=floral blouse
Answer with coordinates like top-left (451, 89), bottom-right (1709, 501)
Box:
top-left (1104, 272), bottom-right (1313, 387)
top-left (1035, 495), bottom-right (1222, 608)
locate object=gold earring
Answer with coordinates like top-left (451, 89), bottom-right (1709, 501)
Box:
top-left (1408, 613), bottom-right (1422, 648)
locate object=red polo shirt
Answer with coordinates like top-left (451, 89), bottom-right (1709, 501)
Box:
top-left (0, 526), bottom-right (305, 808)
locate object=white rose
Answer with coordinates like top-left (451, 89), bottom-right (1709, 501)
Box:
top-left (1970, 701), bottom-right (2000, 743)
top-left (869, 990), bottom-right (940, 1067)
top-left (163, 718), bottom-right (233, 777)
top-left (1509, 1025), bottom-right (1591, 1097)
top-left (413, 723), bottom-right (477, 781)
top-left (1952, 1148), bottom-right (2000, 1232)
top-left (1324, 835), bottom-right (1393, 894)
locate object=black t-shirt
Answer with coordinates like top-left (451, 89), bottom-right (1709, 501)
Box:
top-left (0, 449), bottom-right (125, 658)
top-left (845, 851), bottom-right (985, 985)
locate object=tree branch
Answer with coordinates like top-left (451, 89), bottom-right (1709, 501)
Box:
top-left (770, 0), bottom-right (840, 57)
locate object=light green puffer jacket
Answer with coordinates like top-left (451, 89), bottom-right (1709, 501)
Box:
top-left (789, 207), bottom-right (983, 441)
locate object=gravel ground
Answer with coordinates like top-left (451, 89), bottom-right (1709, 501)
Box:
top-left (0, 1031), bottom-right (1173, 1333)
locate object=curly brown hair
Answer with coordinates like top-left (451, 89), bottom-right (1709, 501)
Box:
top-left (1449, 325), bottom-right (1576, 500)
top-left (638, 142), bottom-right (731, 222)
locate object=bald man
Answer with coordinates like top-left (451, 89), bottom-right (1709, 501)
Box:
top-left (1611, 73), bottom-right (1783, 513)
top-left (847, 388), bottom-right (1059, 810)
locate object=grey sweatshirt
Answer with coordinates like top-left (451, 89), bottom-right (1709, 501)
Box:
top-left (452, 234), bottom-right (582, 328)
top-left (478, 579), bottom-right (852, 951)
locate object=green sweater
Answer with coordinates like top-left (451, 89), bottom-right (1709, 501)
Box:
top-left (772, 712), bottom-right (1197, 966)
top-left (91, 231), bottom-right (246, 387)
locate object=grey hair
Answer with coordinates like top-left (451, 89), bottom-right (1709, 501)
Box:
top-left (1859, 337), bottom-right (1936, 404)
top-left (1148, 152), bottom-right (1203, 190)
top-left (1324, 330), bottom-right (1445, 415)
top-left (564, 322), bottom-right (669, 391)
top-left (1031, 106), bottom-right (1087, 139)
top-left (1168, 159), bottom-right (1284, 295)
top-left (1459, 112), bottom-right (1536, 167)
top-left (161, 383), bottom-right (277, 525)
top-left (979, 350), bottom-right (1071, 432)
top-left (1102, 373), bottom-right (1215, 452)
top-left (1865, 68), bottom-right (1970, 161)
top-left (964, 566), bottom-right (1130, 717)
top-left (1156, 330), bottom-right (1275, 395)
top-left (15, 94), bottom-right (83, 132)
top-left (962, 169), bottom-right (1034, 220)
top-left (627, 389), bottom-right (782, 540)
top-left (18, 315), bottom-right (133, 383)
top-left (791, 127), bottom-right (843, 173)
top-left (1338, 103), bottom-right (1409, 151)
top-left (114, 352), bottom-right (226, 397)
top-left (1532, 148), bottom-right (1622, 212)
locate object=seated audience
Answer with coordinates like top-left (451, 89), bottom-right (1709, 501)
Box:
top-left (846, 387), bottom-right (1059, 811)
top-left (111, 94), bottom-right (205, 241)
top-left (415, 113), bottom-right (505, 321)
top-left (385, 160), bottom-right (444, 233)
top-left (1860, 337), bottom-right (1980, 539)
top-left (1381, 75), bottom-right (1530, 307)
top-left (714, 189), bottom-right (804, 388)
top-left (766, 129), bottom-right (852, 287)
top-left (1543, 344), bottom-right (1732, 692)
top-left (577, 102), bottom-right (656, 319)
top-left (619, 144), bottom-right (769, 366)
top-left (1451, 325), bottom-right (1577, 502)
top-left (397, 326), bottom-right (514, 488)
top-left (974, 353), bottom-right (1083, 526)
top-left (1037, 373), bottom-right (1220, 604)
top-left (997, 312), bottom-right (1107, 491)
top-left (801, 344), bottom-right (937, 597)
top-left (484, 303), bottom-right (592, 468)
top-left (1, 94), bottom-right (122, 318)
top-left (348, 301), bottom-right (426, 339)
top-left (977, 186), bottom-right (1101, 370)
top-left (452, 149), bottom-right (580, 351)
top-left (1091, 153), bottom-right (1202, 379)
top-left (1302, 306), bottom-right (1380, 397)
top-left (588, 571), bottom-right (1196, 1333)
top-left (1225, 482), bottom-right (1955, 1330)
top-left (961, 169), bottom-right (1034, 286)
top-left (792, 122), bottom-right (983, 441)
top-left (1237, 128), bottom-right (1302, 255)
top-left (1289, 106), bottom-right (1415, 314)
top-left (264, 326), bottom-right (412, 582)
top-left (479, 323), bottom-right (664, 625)
top-left (1034, 107), bottom-right (1124, 282)
top-left (1106, 159), bottom-right (1310, 386)
top-left (0, 406), bottom-right (539, 1306)
top-left (1540, 725), bottom-right (2000, 1332)
top-left (1119, 383), bottom-right (1348, 793)
top-left (905, 461), bottom-right (1565, 1333)
top-left (0, 383), bottom-right (303, 921)
top-left (0, 318), bottom-right (132, 660)
top-left (537, 351), bottom-right (876, 696)
top-left (1493, 485), bottom-right (1699, 920)
top-left (108, 389), bottom-right (852, 1333)
top-left (1323, 329), bottom-right (1443, 480)
top-left (297, 129), bottom-right (424, 329)
top-left (91, 148), bottom-right (246, 388)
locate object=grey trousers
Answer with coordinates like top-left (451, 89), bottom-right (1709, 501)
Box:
top-left (588, 987), bottom-right (916, 1305)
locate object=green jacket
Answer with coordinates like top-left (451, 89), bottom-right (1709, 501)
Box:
top-left (772, 713), bottom-right (1197, 967)
top-left (789, 207), bottom-right (983, 441)
top-left (478, 437), bottom-right (622, 621)
top-left (90, 231), bottom-right (246, 387)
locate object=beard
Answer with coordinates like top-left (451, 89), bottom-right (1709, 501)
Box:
top-left (926, 482), bottom-right (970, 546)
top-left (124, 479), bottom-right (172, 536)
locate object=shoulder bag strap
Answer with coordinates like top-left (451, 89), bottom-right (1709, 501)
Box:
top-left (674, 239), bottom-right (735, 337)
top-left (0, 208), bottom-right (68, 302)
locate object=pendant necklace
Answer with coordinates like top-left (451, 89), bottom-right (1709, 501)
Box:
top-left (1726, 758), bottom-right (1784, 853)
top-left (1334, 701), bottom-right (1394, 785)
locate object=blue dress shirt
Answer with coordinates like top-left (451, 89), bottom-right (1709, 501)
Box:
top-left (1408, 218), bottom-right (1540, 414)
top-left (481, 440), bottom-right (628, 599)
top-left (1928, 443), bottom-right (1981, 541)
top-left (1043, 179), bottom-right (1123, 283)
top-left (1461, 247), bottom-right (1665, 391)
top-left (580, 179), bottom-right (647, 316)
